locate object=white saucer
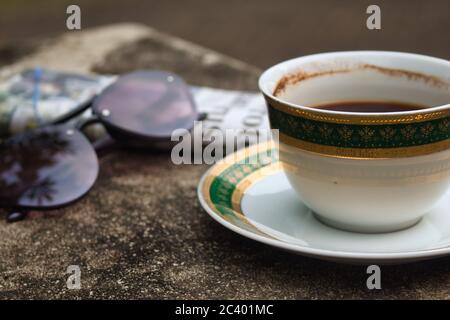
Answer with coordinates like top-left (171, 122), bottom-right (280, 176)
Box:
top-left (198, 143), bottom-right (450, 264)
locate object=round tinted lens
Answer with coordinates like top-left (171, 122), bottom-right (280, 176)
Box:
top-left (0, 125), bottom-right (98, 210)
top-left (93, 71), bottom-right (198, 139)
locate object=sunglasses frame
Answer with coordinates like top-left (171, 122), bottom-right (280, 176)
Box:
top-left (1, 70), bottom-right (204, 222)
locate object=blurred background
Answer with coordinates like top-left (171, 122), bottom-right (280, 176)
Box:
top-left (0, 0), bottom-right (449, 68)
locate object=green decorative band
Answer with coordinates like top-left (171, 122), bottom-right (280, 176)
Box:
top-left (202, 146), bottom-right (279, 235)
top-left (266, 102), bottom-right (450, 158)
top-left (209, 150), bottom-right (277, 217)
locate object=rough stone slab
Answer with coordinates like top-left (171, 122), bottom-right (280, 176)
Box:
top-left (0, 23), bottom-right (449, 299)
top-left (0, 23), bottom-right (261, 91)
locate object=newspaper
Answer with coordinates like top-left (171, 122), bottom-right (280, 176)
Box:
top-left (0, 69), bottom-right (269, 141)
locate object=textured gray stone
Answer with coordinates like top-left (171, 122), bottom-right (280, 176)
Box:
top-left (0, 24), bottom-right (449, 299)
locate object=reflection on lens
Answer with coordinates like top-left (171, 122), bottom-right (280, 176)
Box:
top-left (93, 71), bottom-right (198, 139)
top-left (0, 125), bottom-right (98, 210)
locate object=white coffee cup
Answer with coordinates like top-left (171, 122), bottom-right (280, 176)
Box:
top-left (259, 51), bottom-right (450, 233)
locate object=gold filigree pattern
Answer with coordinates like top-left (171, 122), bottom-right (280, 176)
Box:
top-left (379, 127), bottom-right (396, 140)
top-left (318, 124), bottom-right (334, 138)
top-left (300, 120), bottom-right (315, 135)
top-left (266, 98), bottom-right (450, 158)
top-left (338, 126), bottom-right (353, 141)
top-left (401, 126), bottom-right (417, 140)
top-left (359, 127), bottom-right (376, 143)
top-left (439, 119), bottom-right (450, 133)
top-left (420, 123), bottom-right (435, 137)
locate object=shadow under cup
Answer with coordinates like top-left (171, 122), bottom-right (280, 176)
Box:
top-left (259, 51), bottom-right (450, 233)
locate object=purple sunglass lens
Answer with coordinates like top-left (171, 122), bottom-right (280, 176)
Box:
top-left (0, 125), bottom-right (98, 210)
top-left (93, 71), bottom-right (198, 139)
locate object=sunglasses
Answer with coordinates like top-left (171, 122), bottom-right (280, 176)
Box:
top-left (0, 70), bottom-right (203, 222)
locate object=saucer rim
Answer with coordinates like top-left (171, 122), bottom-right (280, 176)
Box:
top-left (197, 145), bottom-right (450, 264)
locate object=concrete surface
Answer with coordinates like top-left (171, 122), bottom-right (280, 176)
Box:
top-left (0, 24), bottom-right (449, 299)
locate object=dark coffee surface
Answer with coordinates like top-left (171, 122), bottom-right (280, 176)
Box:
top-left (314, 101), bottom-right (424, 113)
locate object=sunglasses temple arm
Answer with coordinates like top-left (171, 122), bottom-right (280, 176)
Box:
top-left (75, 115), bottom-right (101, 131)
top-left (49, 95), bottom-right (97, 126)
top-left (74, 115), bottom-right (117, 156)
